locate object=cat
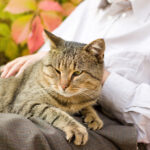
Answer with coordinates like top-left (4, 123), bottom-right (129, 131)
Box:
top-left (0, 30), bottom-right (105, 146)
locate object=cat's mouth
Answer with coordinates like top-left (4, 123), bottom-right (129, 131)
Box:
top-left (56, 86), bottom-right (85, 97)
top-left (50, 84), bottom-right (87, 97)
top-left (59, 92), bottom-right (74, 97)
top-left (58, 89), bottom-right (78, 97)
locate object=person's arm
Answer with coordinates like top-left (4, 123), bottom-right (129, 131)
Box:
top-left (0, 51), bottom-right (48, 78)
top-left (101, 70), bottom-right (150, 145)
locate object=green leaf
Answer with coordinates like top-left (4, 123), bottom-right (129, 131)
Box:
top-left (21, 48), bottom-right (29, 56)
top-left (0, 37), bottom-right (19, 60)
top-left (0, 38), bottom-right (8, 52)
top-left (56, 0), bottom-right (68, 4)
top-left (5, 0), bottom-right (37, 14)
top-left (0, 10), bottom-right (19, 22)
top-left (0, 0), bottom-right (9, 10)
top-left (0, 23), bottom-right (10, 37)
top-left (5, 40), bottom-right (19, 60)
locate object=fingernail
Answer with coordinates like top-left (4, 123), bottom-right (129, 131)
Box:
top-left (1, 74), bottom-right (4, 78)
top-left (5, 74), bottom-right (9, 78)
top-left (15, 73), bottom-right (19, 77)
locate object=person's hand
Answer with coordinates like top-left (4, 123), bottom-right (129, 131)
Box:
top-left (102, 70), bottom-right (110, 86)
top-left (1, 51), bottom-right (48, 78)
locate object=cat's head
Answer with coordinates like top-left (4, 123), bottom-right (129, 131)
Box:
top-left (42, 30), bottom-right (105, 98)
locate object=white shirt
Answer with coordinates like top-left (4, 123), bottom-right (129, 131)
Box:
top-left (39, 0), bottom-right (150, 148)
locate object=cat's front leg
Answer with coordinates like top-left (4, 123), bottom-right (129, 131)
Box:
top-left (81, 106), bottom-right (103, 130)
top-left (44, 106), bottom-right (88, 145)
top-left (16, 101), bottom-right (88, 145)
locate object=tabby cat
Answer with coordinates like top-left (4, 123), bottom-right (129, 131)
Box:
top-left (0, 30), bottom-right (105, 145)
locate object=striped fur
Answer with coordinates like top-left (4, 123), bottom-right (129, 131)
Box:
top-left (0, 32), bottom-right (105, 145)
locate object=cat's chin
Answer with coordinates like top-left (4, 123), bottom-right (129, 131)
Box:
top-left (58, 91), bottom-right (77, 97)
top-left (55, 89), bottom-right (79, 97)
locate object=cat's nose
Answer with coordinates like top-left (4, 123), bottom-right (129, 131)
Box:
top-left (60, 73), bottom-right (70, 91)
top-left (61, 83), bottom-right (69, 91)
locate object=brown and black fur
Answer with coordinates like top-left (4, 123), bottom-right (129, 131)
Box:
top-left (0, 30), bottom-right (105, 145)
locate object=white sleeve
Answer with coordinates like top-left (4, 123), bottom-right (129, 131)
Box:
top-left (101, 72), bottom-right (150, 144)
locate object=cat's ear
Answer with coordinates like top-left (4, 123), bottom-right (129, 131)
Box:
top-left (44, 29), bottom-right (64, 48)
top-left (84, 39), bottom-right (105, 60)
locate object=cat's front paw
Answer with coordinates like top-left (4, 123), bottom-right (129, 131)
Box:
top-left (64, 124), bottom-right (88, 145)
top-left (84, 115), bottom-right (103, 130)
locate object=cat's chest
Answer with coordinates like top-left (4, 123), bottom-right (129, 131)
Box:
top-left (60, 104), bottom-right (84, 114)
top-left (45, 91), bottom-right (97, 114)
top-left (53, 99), bottom-right (96, 114)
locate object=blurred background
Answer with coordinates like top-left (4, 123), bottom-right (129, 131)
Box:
top-left (0, 0), bottom-right (82, 65)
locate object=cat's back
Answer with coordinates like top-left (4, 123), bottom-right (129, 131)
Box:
top-left (0, 74), bottom-right (23, 111)
top-left (0, 70), bottom-right (23, 93)
top-left (0, 62), bottom-right (40, 112)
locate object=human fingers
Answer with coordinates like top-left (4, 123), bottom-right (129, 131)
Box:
top-left (15, 60), bottom-right (31, 77)
top-left (5, 60), bottom-right (26, 78)
top-left (1, 58), bottom-right (27, 78)
top-left (2, 52), bottom-right (48, 78)
top-left (1, 66), bottom-right (4, 72)
top-left (0, 65), bottom-right (5, 72)
top-left (1, 58), bottom-right (23, 78)
top-left (2, 57), bottom-right (22, 70)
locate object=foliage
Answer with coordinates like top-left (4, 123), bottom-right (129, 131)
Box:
top-left (0, 0), bottom-right (82, 65)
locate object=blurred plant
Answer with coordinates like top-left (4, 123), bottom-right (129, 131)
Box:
top-left (0, 0), bottom-right (82, 65)
top-left (0, 0), bottom-right (20, 64)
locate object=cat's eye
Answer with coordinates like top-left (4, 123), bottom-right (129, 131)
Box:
top-left (72, 71), bottom-right (83, 77)
top-left (55, 68), bottom-right (61, 74)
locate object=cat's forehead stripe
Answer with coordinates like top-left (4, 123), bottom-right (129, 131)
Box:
top-left (59, 56), bottom-right (76, 70)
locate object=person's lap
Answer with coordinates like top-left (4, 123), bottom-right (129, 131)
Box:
top-left (0, 106), bottom-right (137, 150)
